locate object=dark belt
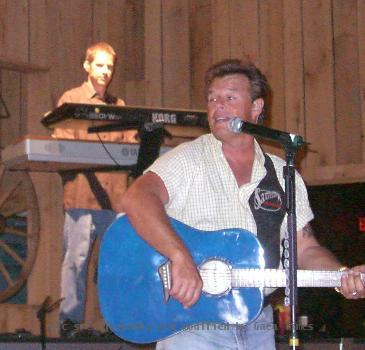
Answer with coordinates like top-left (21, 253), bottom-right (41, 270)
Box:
top-left (263, 289), bottom-right (282, 307)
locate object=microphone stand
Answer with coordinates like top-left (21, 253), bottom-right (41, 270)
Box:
top-left (283, 142), bottom-right (301, 349)
top-left (36, 297), bottom-right (64, 350)
top-left (243, 126), bottom-right (305, 349)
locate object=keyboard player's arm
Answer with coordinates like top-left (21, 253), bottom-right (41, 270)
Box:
top-left (52, 127), bottom-right (78, 140)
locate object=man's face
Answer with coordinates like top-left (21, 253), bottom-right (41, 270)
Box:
top-left (207, 74), bottom-right (263, 142)
top-left (84, 51), bottom-right (114, 90)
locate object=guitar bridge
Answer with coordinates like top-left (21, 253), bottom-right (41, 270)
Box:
top-left (158, 261), bottom-right (172, 303)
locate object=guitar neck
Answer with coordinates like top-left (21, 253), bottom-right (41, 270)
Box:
top-left (230, 269), bottom-right (351, 288)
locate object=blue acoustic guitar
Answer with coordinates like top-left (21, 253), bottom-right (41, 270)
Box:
top-left (98, 215), bottom-right (349, 344)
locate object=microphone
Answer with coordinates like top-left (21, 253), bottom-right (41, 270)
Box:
top-left (229, 117), bottom-right (307, 149)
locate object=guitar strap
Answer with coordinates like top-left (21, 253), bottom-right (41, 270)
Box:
top-left (84, 172), bottom-right (113, 210)
top-left (248, 154), bottom-right (286, 268)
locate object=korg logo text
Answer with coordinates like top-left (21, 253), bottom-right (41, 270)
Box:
top-left (152, 112), bottom-right (177, 124)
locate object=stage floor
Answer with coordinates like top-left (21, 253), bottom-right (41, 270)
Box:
top-left (0, 338), bottom-right (364, 350)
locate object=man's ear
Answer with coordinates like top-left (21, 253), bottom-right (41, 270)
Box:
top-left (83, 60), bottom-right (90, 73)
top-left (252, 98), bottom-right (264, 120)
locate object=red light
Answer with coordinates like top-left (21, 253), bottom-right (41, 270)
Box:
top-left (359, 217), bottom-right (365, 232)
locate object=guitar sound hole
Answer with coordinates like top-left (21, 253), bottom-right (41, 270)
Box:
top-left (199, 258), bottom-right (232, 296)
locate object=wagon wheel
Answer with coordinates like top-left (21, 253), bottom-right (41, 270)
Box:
top-left (0, 164), bottom-right (40, 302)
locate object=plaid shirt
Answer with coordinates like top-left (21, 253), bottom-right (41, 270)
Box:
top-left (148, 133), bottom-right (313, 244)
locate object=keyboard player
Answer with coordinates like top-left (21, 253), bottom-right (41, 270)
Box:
top-left (52, 42), bottom-right (136, 336)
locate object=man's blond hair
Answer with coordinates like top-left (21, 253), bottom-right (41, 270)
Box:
top-left (85, 42), bottom-right (116, 63)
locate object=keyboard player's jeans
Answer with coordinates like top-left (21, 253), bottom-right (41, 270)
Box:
top-left (59, 208), bottom-right (117, 325)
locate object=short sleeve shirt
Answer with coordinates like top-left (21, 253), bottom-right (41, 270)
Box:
top-left (148, 133), bottom-right (314, 241)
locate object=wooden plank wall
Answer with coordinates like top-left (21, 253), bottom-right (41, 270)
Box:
top-left (0, 0), bottom-right (364, 336)
top-left (0, 0), bottom-right (364, 177)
